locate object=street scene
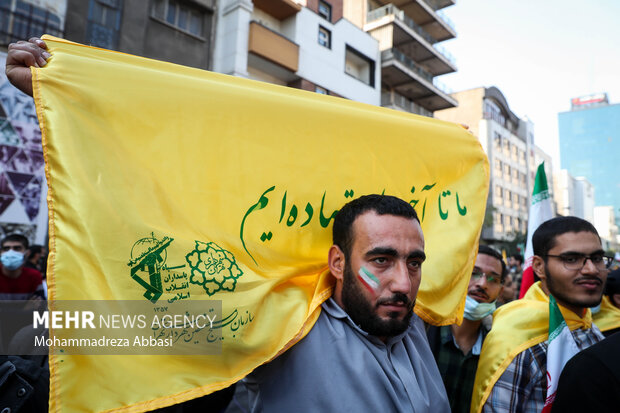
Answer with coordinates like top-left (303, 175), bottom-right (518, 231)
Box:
top-left (0, 0), bottom-right (619, 412)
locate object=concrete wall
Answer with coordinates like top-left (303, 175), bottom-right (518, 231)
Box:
top-left (65, 0), bottom-right (215, 70)
top-left (434, 87), bottom-right (484, 138)
top-left (295, 8), bottom-right (379, 104)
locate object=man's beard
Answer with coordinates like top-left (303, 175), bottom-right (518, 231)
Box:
top-left (546, 266), bottom-right (603, 309)
top-left (341, 262), bottom-right (414, 337)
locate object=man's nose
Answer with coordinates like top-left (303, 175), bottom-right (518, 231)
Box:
top-left (581, 257), bottom-right (599, 274)
top-left (389, 262), bottom-right (412, 294)
top-left (474, 275), bottom-right (490, 292)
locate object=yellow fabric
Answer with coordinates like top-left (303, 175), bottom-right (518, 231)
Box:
top-left (33, 36), bottom-right (489, 412)
top-left (593, 295), bottom-right (620, 332)
top-left (470, 282), bottom-right (593, 413)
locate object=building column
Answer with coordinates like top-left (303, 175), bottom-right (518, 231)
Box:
top-left (213, 0), bottom-right (253, 77)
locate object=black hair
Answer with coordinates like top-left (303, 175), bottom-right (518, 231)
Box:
top-left (28, 245), bottom-right (44, 255)
top-left (332, 194), bottom-right (419, 258)
top-left (510, 253), bottom-right (524, 265)
top-left (532, 216), bottom-right (600, 258)
top-left (606, 268), bottom-right (620, 297)
top-left (1, 234), bottom-right (29, 249)
top-left (478, 244), bottom-right (507, 281)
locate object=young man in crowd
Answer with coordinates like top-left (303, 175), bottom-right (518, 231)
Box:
top-left (427, 245), bottom-right (505, 413)
top-left (472, 216), bottom-right (610, 413)
top-left (0, 234), bottom-right (44, 300)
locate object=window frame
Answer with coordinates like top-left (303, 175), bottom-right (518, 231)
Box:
top-left (344, 44), bottom-right (375, 87)
top-left (151, 0), bottom-right (206, 40)
top-left (318, 0), bottom-right (332, 22)
top-left (318, 25), bottom-right (331, 49)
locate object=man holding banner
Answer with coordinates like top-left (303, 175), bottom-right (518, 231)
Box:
top-left (6, 37), bottom-right (488, 412)
top-left (471, 216), bottom-right (609, 413)
top-left (226, 195), bottom-right (450, 412)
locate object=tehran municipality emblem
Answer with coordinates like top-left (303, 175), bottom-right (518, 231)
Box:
top-left (129, 234), bottom-right (244, 302)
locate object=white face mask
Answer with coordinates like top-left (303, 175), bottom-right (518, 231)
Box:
top-left (1, 250), bottom-right (25, 271)
top-left (463, 295), bottom-right (497, 320)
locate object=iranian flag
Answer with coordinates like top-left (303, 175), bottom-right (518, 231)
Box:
top-left (519, 162), bottom-right (554, 298)
top-left (542, 295), bottom-right (579, 412)
top-left (358, 267), bottom-right (380, 293)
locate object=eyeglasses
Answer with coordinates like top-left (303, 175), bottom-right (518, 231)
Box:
top-left (544, 253), bottom-right (613, 270)
top-left (471, 270), bottom-right (502, 287)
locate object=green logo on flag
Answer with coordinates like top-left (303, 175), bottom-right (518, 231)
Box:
top-left (129, 235), bottom-right (243, 302)
top-left (185, 241), bottom-right (244, 296)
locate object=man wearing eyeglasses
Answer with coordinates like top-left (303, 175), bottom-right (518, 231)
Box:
top-left (0, 234), bottom-right (44, 300)
top-left (472, 216), bottom-right (610, 413)
top-left (427, 245), bottom-right (506, 413)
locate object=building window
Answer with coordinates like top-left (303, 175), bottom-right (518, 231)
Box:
top-left (494, 159), bottom-right (502, 178)
top-left (494, 185), bottom-right (502, 203)
top-left (0, 0), bottom-right (63, 46)
top-left (86, 0), bottom-right (123, 49)
top-left (318, 25), bottom-right (331, 48)
top-left (318, 0), bottom-right (332, 22)
top-left (152, 0), bottom-right (205, 38)
top-left (493, 133), bottom-right (502, 151)
top-left (315, 86), bottom-right (328, 95)
top-left (344, 45), bottom-right (375, 87)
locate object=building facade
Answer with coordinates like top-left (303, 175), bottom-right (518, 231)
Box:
top-left (593, 206), bottom-right (620, 251)
top-left (214, 0), bottom-right (381, 104)
top-left (343, 0), bottom-right (457, 116)
top-left (64, 0), bottom-right (216, 70)
top-left (559, 93), bottom-right (620, 228)
top-left (434, 86), bottom-right (541, 242)
top-left (553, 169), bottom-right (593, 219)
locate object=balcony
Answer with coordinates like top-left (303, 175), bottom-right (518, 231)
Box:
top-left (381, 91), bottom-right (433, 117)
top-left (248, 21), bottom-right (299, 73)
top-left (252, 0), bottom-right (301, 20)
top-left (366, 4), bottom-right (456, 76)
top-left (425, 0), bottom-right (456, 11)
top-left (380, 48), bottom-right (457, 111)
top-left (371, 0), bottom-right (455, 41)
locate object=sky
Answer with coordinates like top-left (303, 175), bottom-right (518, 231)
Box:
top-left (438, 0), bottom-right (620, 171)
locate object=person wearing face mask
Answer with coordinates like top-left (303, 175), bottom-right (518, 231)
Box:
top-left (0, 234), bottom-right (44, 300)
top-left (426, 245), bottom-right (506, 413)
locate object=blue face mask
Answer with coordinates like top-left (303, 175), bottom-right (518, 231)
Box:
top-left (463, 295), bottom-right (497, 321)
top-left (1, 250), bottom-right (25, 271)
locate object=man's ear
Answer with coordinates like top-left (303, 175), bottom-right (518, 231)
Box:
top-left (328, 245), bottom-right (345, 281)
top-left (532, 256), bottom-right (546, 281)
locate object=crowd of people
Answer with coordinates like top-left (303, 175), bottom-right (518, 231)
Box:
top-left (2, 38), bottom-right (620, 413)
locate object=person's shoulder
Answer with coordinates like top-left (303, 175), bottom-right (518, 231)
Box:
top-left (21, 266), bottom-right (43, 282)
top-left (576, 331), bottom-right (620, 362)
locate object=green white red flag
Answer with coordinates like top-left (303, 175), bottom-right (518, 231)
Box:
top-left (519, 162), bottom-right (554, 297)
top-left (542, 295), bottom-right (579, 413)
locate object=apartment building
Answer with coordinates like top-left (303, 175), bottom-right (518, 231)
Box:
top-left (434, 86), bottom-right (542, 242)
top-left (343, 0), bottom-right (457, 116)
top-left (214, 0), bottom-right (380, 104)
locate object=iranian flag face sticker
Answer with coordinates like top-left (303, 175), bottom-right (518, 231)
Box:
top-left (358, 266), bottom-right (380, 293)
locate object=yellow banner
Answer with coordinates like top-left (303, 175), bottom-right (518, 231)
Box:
top-left (34, 36), bottom-right (489, 412)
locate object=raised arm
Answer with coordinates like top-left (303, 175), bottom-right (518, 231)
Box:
top-left (5, 37), bottom-right (50, 97)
